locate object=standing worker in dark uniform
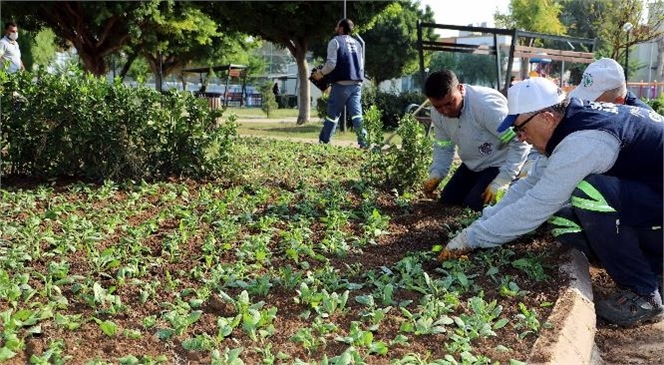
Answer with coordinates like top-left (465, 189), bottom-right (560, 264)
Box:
top-left (312, 18), bottom-right (367, 148)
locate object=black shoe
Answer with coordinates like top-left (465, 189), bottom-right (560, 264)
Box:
top-left (596, 288), bottom-right (664, 327)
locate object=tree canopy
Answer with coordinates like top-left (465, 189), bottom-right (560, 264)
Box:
top-left (1, 0), bottom-right (257, 85)
top-left (197, 1), bottom-right (390, 124)
top-left (359, 1), bottom-right (438, 87)
top-left (559, 0), bottom-right (664, 78)
top-left (119, 1), bottom-right (257, 90)
top-left (1, 1), bottom-right (162, 76)
top-left (495, 0), bottom-right (566, 37)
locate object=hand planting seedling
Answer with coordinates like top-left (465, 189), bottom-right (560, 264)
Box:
top-left (432, 245), bottom-right (469, 262)
top-left (436, 248), bottom-right (469, 262)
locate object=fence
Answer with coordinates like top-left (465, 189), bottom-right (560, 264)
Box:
top-left (626, 81), bottom-right (664, 100)
top-left (563, 81), bottom-right (664, 100)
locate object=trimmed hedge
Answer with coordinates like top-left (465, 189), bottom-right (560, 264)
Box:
top-left (0, 69), bottom-right (237, 181)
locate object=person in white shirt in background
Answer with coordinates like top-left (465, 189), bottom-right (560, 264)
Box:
top-left (0, 22), bottom-right (25, 73)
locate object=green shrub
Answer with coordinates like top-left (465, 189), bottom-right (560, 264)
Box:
top-left (364, 88), bottom-right (426, 130)
top-left (0, 68), bottom-right (237, 181)
top-left (362, 106), bottom-right (432, 192)
top-left (645, 94), bottom-right (664, 115)
top-left (260, 82), bottom-right (278, 117)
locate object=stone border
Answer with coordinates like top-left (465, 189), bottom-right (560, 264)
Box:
top-left (528, 248), bottom-right (597, 364)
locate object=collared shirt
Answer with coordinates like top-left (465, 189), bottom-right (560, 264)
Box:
top-left (0, 36), bottom-right (21, 73)
top-left (428, 84), bottom-right (531, 183)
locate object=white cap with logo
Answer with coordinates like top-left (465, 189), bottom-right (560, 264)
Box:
top-left (568, 58), bottom-right (625, 101)
top-left (498, 77), bottom-right (567, 133)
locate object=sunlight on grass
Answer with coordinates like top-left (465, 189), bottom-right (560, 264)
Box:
top-left (224, 106), bottom-right (403, 144)
top-left (224, 106), bottom-right (299, 119)
top-left (236, 121), bottom-right (403, 144)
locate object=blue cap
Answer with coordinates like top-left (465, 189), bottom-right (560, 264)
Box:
top-left (497, 114), bottom-right (518, 133)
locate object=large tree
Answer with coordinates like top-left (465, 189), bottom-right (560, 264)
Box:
top-left (119, 1), bottom-right (257, 91)
top-left (199, 1), bottom-right (390, 125)
top-left (495, 0), bottom-right (567, 35)
top-left (1, 1), bottom-right (161, 76)
top-left (495, 0), bottom-right (568, 79)
top-left (356, 1), bottom-right (438, 86)
top-left (559, 0), bottom-right (664, 79)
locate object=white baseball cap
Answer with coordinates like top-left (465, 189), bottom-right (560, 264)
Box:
top-left (497, 77), bottom-right (567, 133)
top-left (568, 58), bottom-right (625, 101)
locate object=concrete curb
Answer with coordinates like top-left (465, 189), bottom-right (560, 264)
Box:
top-left (528, 248), bottom-right (596, 364)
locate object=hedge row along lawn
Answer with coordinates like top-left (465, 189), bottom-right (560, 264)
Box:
top-left (0, 137), bottom-right (568, 365)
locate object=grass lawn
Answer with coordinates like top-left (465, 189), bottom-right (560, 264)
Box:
top-left (224, 106), bottom-right (299, 119)
top-left (226, 107), bottom-right (403, 144)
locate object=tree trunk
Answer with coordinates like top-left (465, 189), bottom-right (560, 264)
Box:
top-left (34, 3), bottom-right (136, 77)
top-left (287, 38), bottom-right (311, 125)
top-left (77, 47), bottom-right (108, 76)
top-left (119, 52), bottom-right (138, 81)
top-left (657, 37), bottom-right (664, 81)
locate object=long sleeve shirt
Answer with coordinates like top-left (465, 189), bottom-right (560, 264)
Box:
top-left (429, 85), bottom-right (531, 183)
top-left (467, 130), bottom-right (620, 248)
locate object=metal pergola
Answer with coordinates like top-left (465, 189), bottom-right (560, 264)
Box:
top-left (182, 64), bottom-right (248, 107)
top-left (416, 21), bottom-right (599, 92)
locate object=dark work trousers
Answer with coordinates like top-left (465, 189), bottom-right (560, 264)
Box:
top-left (549, 174), bottom-right (663, 296)
top-left (439, 163), bottom-right (500, 212)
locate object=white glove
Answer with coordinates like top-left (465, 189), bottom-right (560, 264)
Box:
top-left (438, 229), bottom-right (473, 261)
top-left (482, 176), bottom-right (511, 205)
top-left (446, 229), bottom-right (471, 251)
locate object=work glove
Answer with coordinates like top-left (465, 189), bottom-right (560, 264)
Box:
top-left (423, 177), bottom-right (442, 199)
top-left (437, 229), bottom-right (473, 262)
top-left (482, 176), bottom-right (511, 205)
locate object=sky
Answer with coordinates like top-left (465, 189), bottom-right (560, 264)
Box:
top-left (418, 0), bottom-right (511, 36)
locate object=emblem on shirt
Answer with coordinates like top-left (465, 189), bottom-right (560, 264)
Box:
top-left (478, 142), bottom-right (493, 155)
top-left (648, 110), bottom-right (664, 122)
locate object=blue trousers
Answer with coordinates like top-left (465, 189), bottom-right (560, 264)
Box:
top-left (549, 174), bottom-right (663, 295)
top-left (319, 83), bottom-right (367, 148)
top-left (439, 163), bottom-right (499, 212)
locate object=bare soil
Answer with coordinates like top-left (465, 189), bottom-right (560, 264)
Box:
top-left (0, 175), bottom-right (572, 364)
top-left (4, 135), bottom-right (660, 363)
top-left (591, 267), bottom-right (664, 365)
